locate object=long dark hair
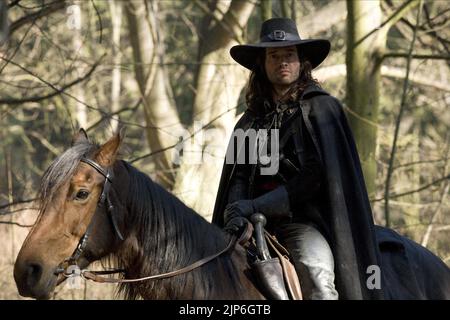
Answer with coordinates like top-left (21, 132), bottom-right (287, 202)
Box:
top-left (245, 47), bottom-right (321, 113)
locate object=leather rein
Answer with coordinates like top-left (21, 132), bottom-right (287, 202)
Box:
top-left (54, 157), bottom-right (245, 284)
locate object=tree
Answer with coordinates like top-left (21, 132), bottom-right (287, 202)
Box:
top-left (125, 0), bottom-right (255, 218)
top-left (0, 0), bottom-right (9, 47)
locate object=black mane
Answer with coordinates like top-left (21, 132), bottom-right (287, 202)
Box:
top-left (115, 162), bottom-right (244, 299)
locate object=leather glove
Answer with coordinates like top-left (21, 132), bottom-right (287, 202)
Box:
top-left (223, 216), bottom-right (248, 234)
top-left (223, 200), bottom-right (253, 234)
top-left (225, 200), bottom-right (255, 218)
top-left (223, 186), bottom-right (291, 233)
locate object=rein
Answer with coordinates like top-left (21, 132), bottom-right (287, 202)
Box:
top-left (55, 157), bottom-right (248, 284)
top-left (82, 234), bottom-right (237, 283)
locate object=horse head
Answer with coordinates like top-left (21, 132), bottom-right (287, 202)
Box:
top-left (14, 129), bottom-right (125, 299)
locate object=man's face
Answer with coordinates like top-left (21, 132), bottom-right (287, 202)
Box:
top-left (264, 46), bottom-right (300, 89)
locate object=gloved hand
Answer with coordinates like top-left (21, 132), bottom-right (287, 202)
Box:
top-left (223, 216), bottom-right (248, 234)
top-left (223, 186), bottom-right (292, 233)
top-left (223, 200), bottom-right (254, 234)
top-left (225, 200), bottom-right (255, 218)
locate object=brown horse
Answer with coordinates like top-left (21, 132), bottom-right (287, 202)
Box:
top-left (14, 130), bottom-right (450, 300)
top-left (13, 130), bottom-right (263, 300)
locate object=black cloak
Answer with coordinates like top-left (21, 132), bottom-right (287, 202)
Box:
top-left (212, 85), bottom-right (384, 300)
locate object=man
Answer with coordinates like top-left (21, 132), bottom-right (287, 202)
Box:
top-left (212, 18), bottom-right (384, 300)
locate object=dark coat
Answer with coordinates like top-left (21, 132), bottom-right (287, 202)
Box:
top-left (212, 85), bottom-right (384, 299)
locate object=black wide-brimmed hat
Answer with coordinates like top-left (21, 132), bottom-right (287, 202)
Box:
top-left (230, 18), bottom-right (330, 70)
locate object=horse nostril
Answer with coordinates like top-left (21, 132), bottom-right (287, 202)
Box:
top-left (26, 263), bottom-right (43, 288)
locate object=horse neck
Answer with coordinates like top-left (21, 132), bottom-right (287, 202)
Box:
top-left (116, 161), bottom-right (253, 299)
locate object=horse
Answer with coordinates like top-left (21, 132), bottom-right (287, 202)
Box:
top-left (14, 130), bottom-right (450, 300)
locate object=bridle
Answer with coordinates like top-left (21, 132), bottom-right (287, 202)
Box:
top-left (54, 156), bottom-right (124, 279)
top-left (63, 157), bottom-right (124, 263)
top-left (55, 157), bottom-right (247, 284)
top-left (77, 157), bottom-right (124, 241)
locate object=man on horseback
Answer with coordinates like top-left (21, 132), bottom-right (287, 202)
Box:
top-left (212, 18), bottom-right (385, 300)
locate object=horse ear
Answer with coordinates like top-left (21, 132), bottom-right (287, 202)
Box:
top-left (72, 128), bottom-right (89, 146)
top-left (118, 126), bottom-right (126, 141)
top-left (95, 131), bottom-right (123, 167)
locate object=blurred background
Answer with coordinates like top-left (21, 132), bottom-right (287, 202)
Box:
top-left (0, 0), bottom-right (448, 299)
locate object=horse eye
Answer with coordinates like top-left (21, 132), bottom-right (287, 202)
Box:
top-left (75, 190), bottom-right (90, 200)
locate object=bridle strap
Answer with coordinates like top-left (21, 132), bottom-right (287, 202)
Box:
top-left (59, 157), bottom-right (121, 269)
top-left (69, 221), bottom-right (94, 263)
top-left (82, 235), bottom-right (238, 283)
top-left (80, 158), bottom-right (111, 181)
top-left (81, 223), bottom-right (253, 284)
top-left (80, 157), bottom-right (114, 205)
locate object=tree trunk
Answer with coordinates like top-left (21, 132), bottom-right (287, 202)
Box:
top-left (71, 1), bottom-right (87, 129)
top-left (0, 0), bottom-right (9, 47)
top-left (172, 0), bottom-right (255, 219)
top-left (124, 0), bottom-right (184, 188)
top-left (280, 0), bottom-right (291, 19)
top-left (261, 0), bottom-right (272, 21)
top-left (346, 0), bottom-right (420, 198)
top-left (109, 0), bottom-right (122, 132)
top-left (346, 0), bottom-right (385, 198)
top-left (3, 145), bottom-right (15, 263)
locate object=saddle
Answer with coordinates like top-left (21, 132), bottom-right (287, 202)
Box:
top-left (240, 213), bottom-right (302, 300)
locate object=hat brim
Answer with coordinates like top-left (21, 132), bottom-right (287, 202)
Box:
top-left (230, 39), bottom-right (330, 71)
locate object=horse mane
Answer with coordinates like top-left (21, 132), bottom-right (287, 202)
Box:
top-left (113, 162), bottom-right (245, 299)
top-left (39, 141), bottom-right (99, 211)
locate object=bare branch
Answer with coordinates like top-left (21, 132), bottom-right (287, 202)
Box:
top-left (0, 59), bottom-right (100, 104)
top-left (382, 52), bottom-right (450, 60)
top-left (0, 6), bottom-right (36, 76)
top-left (193, 0), bottom-right (244, 44)
top-left (130, 102), bottom-right (241, 164)
top-left (0, 206), bottom-right (38, 216)
top-left (9, 0), bottom-right (66, 36)
top-left (421, 134), bottom-right (449, 247)
top-left (28, 131), bottom-right (60, 156)
top-left (0, 55), bottom-right (130, 135)
top-left (380, 65), bottom-right (450, 92)
top-left (315, 64), bottom-right (450, 92)
top-left (384, 1), bottom-right (423, 227)
top-left (372, 174), bottom-right (450, 202)
top-left (90, 0), bottom-right (103, 44)
top-left (393, 157), bottom-right (449, 170)
top-left (421, 182), bottom-right (449, 247)
top-left (86, 99), bottom-right (142, 132)
top-left (0, 198), bottom-right (36, 210)
top-left (398, 3), bottom-right (450, 56)
top-left (435, 226), bottom-right (450, 232)
top-left (354, 0), bottom-right (420, 49)
top-left (381, 0), bottom-right (420, 31)
top-left (0, 221), bottom-right (34, 228)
